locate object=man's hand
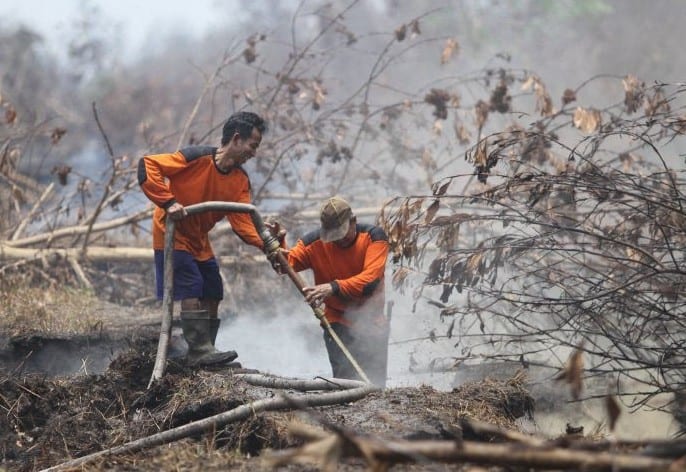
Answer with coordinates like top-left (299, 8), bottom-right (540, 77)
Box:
top-left (267, 248), bottom-right (290, 274)
top-left (265, 219), bottom-right (287, 244)
top-left (303, 283), bottom-right (334, 306)
top-left (166, 202), bottom-right (187, 221)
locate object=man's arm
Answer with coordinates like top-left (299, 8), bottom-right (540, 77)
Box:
top-left (137, 151), bottom-right (189, 209)
top-left (286, 239), bottom-right (313, 272)
top-left (334, 239), bottom-right (389, 300)
top-left (225, 182), bottom-right (264, 249)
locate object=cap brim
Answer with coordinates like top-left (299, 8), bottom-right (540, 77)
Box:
top-left (320, 219), bottom-right (350, 243)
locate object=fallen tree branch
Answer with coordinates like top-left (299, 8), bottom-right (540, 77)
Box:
top-left (0, 244), bottom-right (265, 264)
top-left (235, 374), bottom-right (371, 391)
top-left (4, 206), bottom-right (384, 250)
top-left (4, 209), bottom-right (152, 248)
top-left (11, 182), bottom-right (54, 241)
top-left (269, 432), bottom-right (677, 471)
top-left (41, 375), bottom-right (378, 471)
top-left (66, 255), bottom-right (92, 289)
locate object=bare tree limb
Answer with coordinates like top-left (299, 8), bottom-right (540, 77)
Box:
top-left (11, 182), bottom-right (54, 240)
top-left (42, 375), bottom-right (377, 471)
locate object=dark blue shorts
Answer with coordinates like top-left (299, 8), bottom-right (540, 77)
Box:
top-left (154, 250), bottom-right (223, 301)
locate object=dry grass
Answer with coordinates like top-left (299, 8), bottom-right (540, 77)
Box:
top-left (0, 283), bottom-right (103, 337)
top-left (452, 369), bottom-right (534, 430)
top-left (91, 440), bottom-right (264, 471)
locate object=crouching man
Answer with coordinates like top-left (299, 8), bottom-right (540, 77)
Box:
top-left (286, 196), bottom-right (390, 387)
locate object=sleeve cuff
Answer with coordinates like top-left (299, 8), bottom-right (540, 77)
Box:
top-left (161, 198), bottom-right (177, 210)
top-left (330, 280), bottom-right (340, 295)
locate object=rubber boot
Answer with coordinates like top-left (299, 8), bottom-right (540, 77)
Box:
top-left (180, 310), bottom-right (238, 366)
top-left (210, 318), bottom-right (242, 369)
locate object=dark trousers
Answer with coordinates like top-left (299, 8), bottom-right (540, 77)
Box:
top-left (323, 322), bottom-right (389, 387)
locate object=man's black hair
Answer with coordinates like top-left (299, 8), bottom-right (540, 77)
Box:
top-left (221, 112), bottom-right (267, 145)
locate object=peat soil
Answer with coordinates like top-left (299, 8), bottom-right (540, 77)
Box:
top-left (0, 302), bottom-right (537, 471)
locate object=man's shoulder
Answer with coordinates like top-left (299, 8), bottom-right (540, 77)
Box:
top-left (357, 223), bottom-right (388, 242)
top-left (179, 146), bottom-right (217, 162)
top-left (301, 229), bottom-right (322, 246)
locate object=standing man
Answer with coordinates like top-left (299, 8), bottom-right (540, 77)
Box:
top-left (286, 196), bottom-right (390, 387)
top-left (138, 111), bottom-right (271, 367)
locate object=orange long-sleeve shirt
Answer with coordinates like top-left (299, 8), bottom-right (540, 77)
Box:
top-left (138, 146), bottom-right (263, 261)
top-left (287, 224), bottom-right (389, 327)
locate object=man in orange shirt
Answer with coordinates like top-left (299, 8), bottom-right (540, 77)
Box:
top-left (286, 197), bottom-right (390, 387)
top-left (138, 111), bottom-right (274, 367)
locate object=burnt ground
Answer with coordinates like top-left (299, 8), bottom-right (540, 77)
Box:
top-left (0, 302), bottom-right (539, 471)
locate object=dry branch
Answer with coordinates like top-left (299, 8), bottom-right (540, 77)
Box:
top-left (66, 255), bottom-right (92, 289)
top-left (235, 374), bottom-right (368, 391)
top-left (271, 431), bottom-right (677, 471)
top-left (0, 244), bottom-right (266, 265)
top-left (10, 182), bottom-right (54, 241)
top-left (4, 209), bottom-right (152, 248)
top-left (42, 375), bottom-right (378, 471)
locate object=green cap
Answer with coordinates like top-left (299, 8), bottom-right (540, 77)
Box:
top-left (320, 196), bottom-right (353, 242)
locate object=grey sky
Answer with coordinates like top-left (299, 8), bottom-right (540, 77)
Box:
top-left (0, 0), bottom-right (228, 57)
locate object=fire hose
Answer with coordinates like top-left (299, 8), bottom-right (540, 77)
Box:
top-left (148, 201), bottom-right (370, 388)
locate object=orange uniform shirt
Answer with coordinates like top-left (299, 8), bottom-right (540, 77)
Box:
top-left (287, 224), bottom-right (389, 327)
top-left (138, 146), bottom-right (263, 261)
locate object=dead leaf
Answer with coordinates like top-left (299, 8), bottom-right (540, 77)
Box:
top-left (312, 81), bottom-right (327, 110)
top-left (51, 164), bottom-right (72, 186)
top-left (394, 24), bottom-right (407, 41)
top-left (5, 105), bottom-right (17, 124)
top-left (522, 75), bottom-right (554, 116)
top-left (432, 180), bottom-right (450, 197)
top-left (440, 38), bottom-right (459, 65)
top-left (421, 148), bottom-right (436, 171)
top-left (472, 139), bottom-right (488, 167)
top-left (389, 220), bottom-right (403, 244)
top-left (11, 185), bottom-right (24, 204)
top-left (605, 393), bottom-right (621, 431)
top-left (489, 81), bottom-right (511, 113)
top-left (521, 76), bottom-right (536, 92)
top-left (242, 46), bottom-right (257, 64)
top-left (431, 213), bottom-right (470, 226)
top-left (474, 100), bottom-right (489, 130)
top-left (433, 119), bottom-right (443, 135)
top-left (572, 107), bottom-right (602, 133)
top-left (625, 246), bottom-right (642, 262)
top-left (622, 74), bottom-right (644, 114)
top-left (538, 92), bottom-right (554, 117)
top-left (454, 120), bottom-right (470, 145)
top-left (51, 127), bottom-right (67, 145)
top-left (466, 252), bottom-right (483, 274)
top-left (409, 199), bottom-right (423, 216)
top-left (424, 199), bottom-right (440, 224)
top-left (645, 88), bottom-right (670, 117)
top-left (555, 342), bottom-right (585, 400)
top-left (424, 89), bottom-right (450, 119)
top-left (392, 267), bottom-right (411, 289)
top-left (672, 115), bottom-right (686, 135)
top-left (410, 19), bottom-right (421, 36)
top-left (562, 88), bottom-right (576, 106)
top-left (287, 80), bottom-right (300, 95)
top-left (446, 318), bottom-right (455, 339)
